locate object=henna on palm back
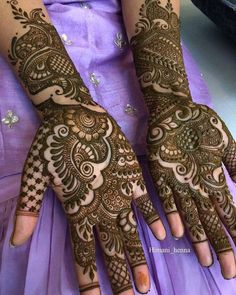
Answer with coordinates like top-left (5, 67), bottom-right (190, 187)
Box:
top-left (7, 1), bottom-right (160, 293)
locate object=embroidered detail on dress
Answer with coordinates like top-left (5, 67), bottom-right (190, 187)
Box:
top-left (124, 104), bottom-right (137, 116)
top-left (114, 33), bottom-right (126, 49)
top-left (2, 110), bottom-right (19, 128)
top-left (89, 73), bottom-right (100, 86)
top-left (61, 34), bottom-right (73, 46)
top-left (80, 2), bottom-right (91, 9)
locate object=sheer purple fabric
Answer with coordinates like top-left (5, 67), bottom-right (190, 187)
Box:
top-left (0, 1), bottom-right (236, 294)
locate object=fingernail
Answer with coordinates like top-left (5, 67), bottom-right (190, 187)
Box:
top-left (139, 289), bottom-right (150, 294)
top-left (172, 234), bottom-right (184, 240)
top-left (224, 275), bottom-right (236, 280)
top-left (156, 233), bottom-right (166, 241)
top-left (207, 249), bottom-right (214, 267)
top-left (9, 240), bottom-right (16, 248)
top-left (206, 260), bottom-right (214, 268)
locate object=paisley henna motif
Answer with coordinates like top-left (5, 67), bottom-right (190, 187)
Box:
top-left (7, 2), bottom-right (161, 293)
top-left (16, 98), bottom-right (158, 293)
top-left (131, 0), bottom-right (236, 255)
top-left (8, 3), bottom-right (92, 103)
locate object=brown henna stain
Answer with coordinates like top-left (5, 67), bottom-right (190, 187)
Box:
top-left (137, 271), bottom-right (148, 286)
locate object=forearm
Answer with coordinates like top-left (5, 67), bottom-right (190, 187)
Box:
top-left (0, 0), bottom-right (92, 107)
top-left (121, 0), bottom-right (192, 111)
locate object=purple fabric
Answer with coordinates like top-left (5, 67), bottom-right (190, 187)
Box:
top-left (0, 1), bottom-right (236, 294)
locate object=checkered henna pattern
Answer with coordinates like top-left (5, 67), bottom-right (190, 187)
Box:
top-left (17, 124), bottom-right (49, 216)
top-left (7, 2), bottom-right (160, 293)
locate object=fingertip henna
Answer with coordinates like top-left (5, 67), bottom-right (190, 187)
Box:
top-left (134, 193), bottom-right (160, 225)
top-left (130, 0), bottom-right (236, 258)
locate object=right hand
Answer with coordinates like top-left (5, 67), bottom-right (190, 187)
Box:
top-left (147, 100), bottom-right (236, 279)
top-left (10, 99), bottom-right (166, 295)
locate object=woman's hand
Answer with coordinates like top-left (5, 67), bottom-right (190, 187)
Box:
top-left (121, 0), bottom-right (236, 280)
top-left (0, 1), bottom-right (166, 293)
top-left (11, 99), bottom-right (166, 295)
top-left (147, 99), bottom-right (236, 278)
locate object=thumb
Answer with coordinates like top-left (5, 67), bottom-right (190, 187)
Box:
top-left (10, 215), bottom-right (39, 247)
top-left (10, 127), bottom-right (48, 247)
top-left (223, 140), bottom-right (236, 183)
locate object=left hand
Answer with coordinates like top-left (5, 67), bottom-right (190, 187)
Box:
top-left (10, 99), bottom-right (166, 294)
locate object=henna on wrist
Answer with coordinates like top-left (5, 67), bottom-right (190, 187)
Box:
top-left (129, 0), bottom-right (236, 256)
top-left (8, 0), bottom-right (92, 105)
top-left (130, 0), bottom-right (192, 113)
top-left (6, 1), bottom-right (161, 290)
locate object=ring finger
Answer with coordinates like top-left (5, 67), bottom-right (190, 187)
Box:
top-left (172, 185), bottom-right (213, 267)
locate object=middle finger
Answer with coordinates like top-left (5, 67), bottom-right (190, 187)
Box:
top-left (171, 185), bottom-right (213, 267)
top-left (117, 207), bottom-right (150, 294)
top-left (194, 191), bottom-right (236, 279)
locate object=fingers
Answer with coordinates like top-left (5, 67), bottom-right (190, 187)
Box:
top-left (70, 221), bottom-right (100, 294)
top-left (194, 194), bottom-right (236, 279)
top-left (96, 217), bottom-right (133, 295)
top-left (172, 186), bottom-right (213, 267)
top-left (223, 140), bottom-right (236, 182)
top-left (19, 125), bottom-right (48, 215)
top-left (209, 177), bottom-right (236, 244)
top-left (10, 126), bottom-right (48, 246)
top-left (133, 193), bottom-right (166, 240)
top-left (151, 172), bottom-right (184, 238)
top-left (218, 252), bottom-right (236, 280)
top-left (132, 168), bottom-right (166, 240)
top-left (117, 208), bottom-right (150, 294)
top-left (158, 183), bottom-right (184, 238)
top-left (207, 173), bottom-right (236, 279)
top-left (10, 215), bottom-right (38, 247)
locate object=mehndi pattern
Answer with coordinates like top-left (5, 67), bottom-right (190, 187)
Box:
top-left (8, 1), bottom-right (161, 293)
top-left (131, 0), bottom-right (236, 254)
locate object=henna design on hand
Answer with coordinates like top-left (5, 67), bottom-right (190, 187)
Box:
top-left (16, 98), bottom-right (159, 293)
top-left (8, 2), bottom-right (92, 104)
top-left (7, 2), bottom-right (161, 292)
top-left (130, 0), bottom-right (236, 255)
top-left (130, 0), bottom-right (192, 112)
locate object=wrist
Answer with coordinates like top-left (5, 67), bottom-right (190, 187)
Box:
top-left (130, 0), bottom-right (192, 113)
top-left (8, 3), bottom-right (93, 107)
top-left (34, 97), bottom-right (106, 122)
top-left (145, 93), bottom-right (192, 120)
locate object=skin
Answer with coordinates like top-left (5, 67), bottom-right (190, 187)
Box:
top-left (121, 0), bottom-right (236, 279)
top-left (0, 1), bottom-right (235, 295)
top-left (0, 1), bottom-right (166, 294)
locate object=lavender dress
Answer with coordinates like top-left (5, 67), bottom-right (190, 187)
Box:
top-left (0, 1), bottom-right (235, 294)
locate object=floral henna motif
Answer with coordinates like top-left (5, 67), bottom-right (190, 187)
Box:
top-left (130, 0), bottom-right (236, 255)
top-left (8, 2), bottom-right (92, 104)
top-left (7, 2), bottom-right (161, 292)
top-left (16, 99), bottom-right (154, 290)
top-left (130, 0), bottom-right (192, 112)
top-left (148, 103), bottom-right (236, 252)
